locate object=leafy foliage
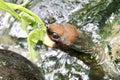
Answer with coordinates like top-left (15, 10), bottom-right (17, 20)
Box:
top-left (0, 0), bottom-right (46, 60)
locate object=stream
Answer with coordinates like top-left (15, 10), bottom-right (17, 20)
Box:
top-left (0, 0), bottom-right (120, 80)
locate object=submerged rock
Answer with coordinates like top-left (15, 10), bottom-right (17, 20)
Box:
top-left (0, 49), bottom-right (44, 80)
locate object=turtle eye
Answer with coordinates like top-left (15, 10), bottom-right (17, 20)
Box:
top-left (46, 25), bottom-right (49, 29)
top-left (51, 32), bottom-right (59, 40)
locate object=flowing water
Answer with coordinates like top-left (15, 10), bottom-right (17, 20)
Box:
top-left (0, 0), bottom-right (120, 80)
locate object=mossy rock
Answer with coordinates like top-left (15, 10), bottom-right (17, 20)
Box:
top-left (0, 49), bottom-right (44, 80)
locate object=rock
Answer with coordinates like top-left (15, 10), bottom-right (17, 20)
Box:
top-left (0, 49), bottom-right (44, 80)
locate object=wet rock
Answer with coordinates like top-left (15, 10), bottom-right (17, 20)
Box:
top-left (0, 49), bottom-right (44, 80)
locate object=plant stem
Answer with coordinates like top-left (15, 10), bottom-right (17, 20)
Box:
top-left (0, 0), bottom-right (21, 21)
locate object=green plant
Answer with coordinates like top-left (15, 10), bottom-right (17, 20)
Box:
top-left (0, 0), bottom-right (46, 60)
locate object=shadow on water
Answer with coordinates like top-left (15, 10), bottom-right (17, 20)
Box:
top-left (0, 0), bottom-right (120, 80)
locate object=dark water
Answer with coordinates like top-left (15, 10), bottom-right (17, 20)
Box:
top-left (0, 0), bottom-right (120, 80)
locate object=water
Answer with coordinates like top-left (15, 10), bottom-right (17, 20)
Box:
top-left (0, 0), bottom-right (120, 80)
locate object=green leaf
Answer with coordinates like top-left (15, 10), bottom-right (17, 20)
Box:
top-left (0, 1), bottom-right (46, 60)
top-left (20, 18), bottom-right (28, 33)
top-left (28, 29), bottom-right (42, 46)
top-left (27, 37), bottom-right (38, 60)
top-left (20, 12), bottom-right (36, 25)
top-left (0, 0), bottom-right (21, 21)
